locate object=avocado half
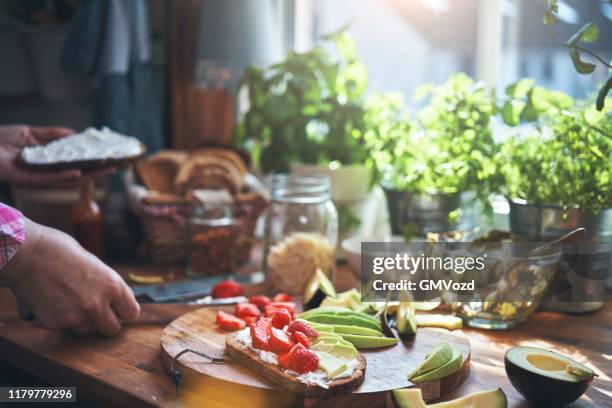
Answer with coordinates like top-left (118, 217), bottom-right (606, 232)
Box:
top-left (505, 346), bottom-right (595, 406)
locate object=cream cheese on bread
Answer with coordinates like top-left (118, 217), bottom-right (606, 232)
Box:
top-left (22, 127), bottom-right (142, 164)
top-left (233, 327), bottom-right (359, 386)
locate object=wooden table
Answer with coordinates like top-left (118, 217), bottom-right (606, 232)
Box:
top-left (0, 264), bottom-right (609, 407)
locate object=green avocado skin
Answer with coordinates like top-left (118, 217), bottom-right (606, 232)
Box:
top-left (504, 356), bottom-right (592, 406)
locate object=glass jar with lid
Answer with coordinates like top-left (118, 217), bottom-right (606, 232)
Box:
top-left (187, 202), bottom-right (236, 277)
top-left (264, 174), bottom-right (338, 295)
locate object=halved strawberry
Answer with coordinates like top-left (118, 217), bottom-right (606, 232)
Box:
top-left (292, 331), bottom-right (310, 348)
top-left (287, 320), bottom-right (319, 338)
top-left (242, 316), bottom-right (259, 326)
top-left (277, 352), bottom-right (292, 370)
top-left (211, 280), bottom-right (244, 299)
top-left (273, 293), bottom-right (292, 302)
top-left (250, 317), bottom-right (272, 350)
top-left (235, 302), bottom-right (261, 318)
top-left (288, 343), bottom-right (319, 373)
top-left (269, 327), bottom-right (294, 353)
top-left (271, 309), bottom-right (292, 329)
top-left (264, 302), bottom-right (296, 317)
top-left (248, 295), bottom-right (271, 311)
top-left (216, 311), bottom-right (246, 331)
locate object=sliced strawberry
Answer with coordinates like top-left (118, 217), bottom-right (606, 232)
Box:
top-left (211, 280), bottom-right (244, 299)
top-left (292, 331), bottom-right (310, 348)
top-left (287, 320), bottom-right (319, 338)
top-left (250, 317), bottom-right (272, 350)
top-left (277, 352), bottom-right (292, 370)
top-left (271, 309), bottom-right (292, 329)
top-left (273, 293), bottom-right (292, 302)
top-left (288, 343), bottom-right (319, 373)
top-left (269, 327), bottom-right (294, 353)
top-left (242, 316), bottom-right (259, 326)
top-left (264, 302), bottom-right (296, 317)
top-left (248, 295), bottom-right (271, 311)
top-left (235, 302), bottom-right (261, 318)
top-left (216, 311), bottom-right (246, 331)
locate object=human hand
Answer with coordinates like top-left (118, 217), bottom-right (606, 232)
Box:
top-left (0, 125), bottom-right (115, 186)
top-left (6, 219), bottom-right (140, 336)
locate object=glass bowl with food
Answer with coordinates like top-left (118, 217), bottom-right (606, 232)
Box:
top-left (434, 231), bottom-right (562, 329)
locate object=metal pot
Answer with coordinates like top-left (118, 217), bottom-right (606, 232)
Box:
top-left (382, 189), bottom-right (475, 236)
top-left (508, 198), bottom-right (612, 313)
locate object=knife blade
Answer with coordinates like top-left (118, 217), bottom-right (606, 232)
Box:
top-left (132, 271), bottom-right (264, 303)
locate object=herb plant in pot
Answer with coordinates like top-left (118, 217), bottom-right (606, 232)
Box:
top-left (234, 27), bottom-right (373, 206)
top-left (372, 73), bottom-right (502, 237)
top-left (500, 93), bottom-right (611, 311)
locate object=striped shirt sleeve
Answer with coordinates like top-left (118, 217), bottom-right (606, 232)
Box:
top-left (0, 203), bottom-right (25, 270)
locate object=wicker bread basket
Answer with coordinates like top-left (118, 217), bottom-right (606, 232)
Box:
top-left (125, 171), bottom-right (267, 264)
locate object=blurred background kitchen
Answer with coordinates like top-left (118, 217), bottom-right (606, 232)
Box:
top-left (0, 0), bottom-right (610, 301)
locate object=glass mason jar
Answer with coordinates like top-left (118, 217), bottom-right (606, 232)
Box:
top-left (264, 175), bottom-right (338, 295)
top-left (187, 202), bottom-right (236, 277)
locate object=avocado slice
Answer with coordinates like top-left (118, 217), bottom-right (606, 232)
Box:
top-left (393, 388), bottom-right (507, 408)
top-left (411, 348), bottom-right (462, 383)
top-left (312, 341), bottom-right (358, 359)
top-left (429, 388), bottom-right (507, 407)
top-left (320, 289), bottom-right (363, 310)
top-left (299, 306), bottom-right (380, 325)
top-left (338, 333), bottom-right (398, 349)
top-left (408, 342), bottom-right (453, 380)
top-left (415, 314), bottom-right (463, 330)
top-left (328, 324), bottom-right (383, 337)
top-left (302, 314), bottom-right (382, 332)
top-left (315, 333), bottom-right (345, 342)
top-left (505, 346), bottom-right (595, 406)
top-left (396, 302), bottom-right (417, 338)
top-left (315, 351), bottom-right (348, 378)
top-left (303, 268), bottom-right (336, 310)
top-left (392, 388), bottom-right (426, 408)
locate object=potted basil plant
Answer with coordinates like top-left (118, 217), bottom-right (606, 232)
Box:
top-left (500, 92), bottom-right (611, 310)
top-left (234, 27), bottom-right (374, 206)
top-left (371, 73), bottom-right (502, 236)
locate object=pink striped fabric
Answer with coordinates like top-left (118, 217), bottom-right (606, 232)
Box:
top-left (0, 203), bottom-right (25, 270)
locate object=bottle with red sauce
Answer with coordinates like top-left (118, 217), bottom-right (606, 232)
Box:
top-left (72, 178), bottom-right (103, 257)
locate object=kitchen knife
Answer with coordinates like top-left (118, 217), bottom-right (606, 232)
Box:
top-left (132, 272), bottom-right (264, 303)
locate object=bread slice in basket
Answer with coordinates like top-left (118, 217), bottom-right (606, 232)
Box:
top-left (225, 334), bottom-right (366, 398)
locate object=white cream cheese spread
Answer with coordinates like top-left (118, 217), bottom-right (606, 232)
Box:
top-left (297, 370), bottom-right (330, 389)
top-left (234, 327), bottom-right (252, 346)
top-left (22, 127), bottom-right (142, 164)
top-left (258, 350), bottom-right (278, 365)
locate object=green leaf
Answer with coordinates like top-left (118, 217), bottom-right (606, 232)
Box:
top-left (596, 76), bottom-right (612, 111)
top-left (501, 100), bottom-right (526, 126)
top-left (542, 0), bottom-right (559, 25)
top-left (506, 78), bottom-right (535, 98)
top-left (569, 47), bottom-right (596, 74)
top-left (568, 23), bottom-right (600, 45)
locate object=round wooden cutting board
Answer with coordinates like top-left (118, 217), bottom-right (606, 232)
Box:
top-left (160, 307), bottom-right (470, 403)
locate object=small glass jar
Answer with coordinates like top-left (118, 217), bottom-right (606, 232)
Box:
top-left (264, 174), bottom-right (338, 295)
top-left (187, 202), bottom-right (236, 277)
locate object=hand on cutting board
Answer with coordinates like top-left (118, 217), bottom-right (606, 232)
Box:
top-left (0, 125), bottom-right (115, 186)
top-left (5, 218), bottom-right (140, 336)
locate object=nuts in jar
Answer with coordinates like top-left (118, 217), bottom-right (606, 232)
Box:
top-left (188, 202), bottom-right (236, 277)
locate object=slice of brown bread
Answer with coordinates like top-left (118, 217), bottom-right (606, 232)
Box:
top-left (135, 150), bottom-right (187, 192)
top-left (225, 334), bottom-right (366, 398)
top-left (189, 147), bottom-right (247, 176)
top-left (174, 156), bottom-right (243, 194)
